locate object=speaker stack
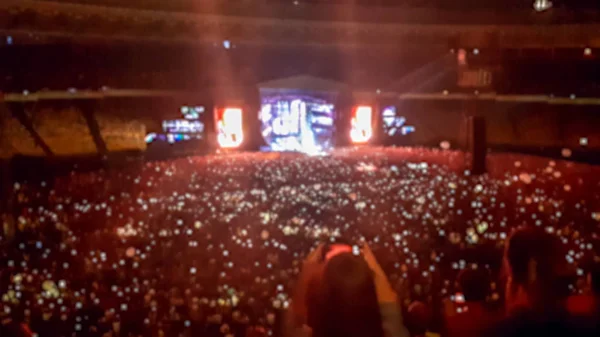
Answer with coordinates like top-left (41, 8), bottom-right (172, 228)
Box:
top-left (466, 116), bottom-right (487, 175)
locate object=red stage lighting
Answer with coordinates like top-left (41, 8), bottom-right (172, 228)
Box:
top-left (350, 105), bottom-right (373, 144)
top-left (215, 107), bottom-right (244, 149)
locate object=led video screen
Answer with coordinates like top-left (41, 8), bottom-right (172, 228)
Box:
top-left (350, 106), bottom-right (374, 144)
top-left (260, 94), bottom-right (335, 154)
top-left (381, 106), bottom-right (414, 137)
top-left (215, 107), bottom-right (244, 149)
top-left (146, 106), bottom-right (206, 144)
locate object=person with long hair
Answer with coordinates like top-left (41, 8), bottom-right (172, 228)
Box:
top-left (490, 227), bottom-right (585, 337)
top-left (289, 242), bottom-right (408, 337)
top-left (445, 268), bottom-right (500, 337)
top-left (504, 228), bottom-right (570, 313)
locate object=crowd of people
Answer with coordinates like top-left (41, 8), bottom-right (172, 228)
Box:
top-left (1, 147), bottom-right (599, 337)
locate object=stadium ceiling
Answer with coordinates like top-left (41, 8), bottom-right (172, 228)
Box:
top-left (2, 1), bottom-right (600, 49)
top-left (6, 89), bottom-right (600, 106)
top-left (24, 0), bottom-right (600, 19)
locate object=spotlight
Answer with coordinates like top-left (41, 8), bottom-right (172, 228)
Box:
top-left (350, 106), bottom-right (373, 144)
top-left (584, 48), bottom-right (592, 56)
top-left (457, 49), bottom-right (467, 66)
top-left (533, 0), bottom-right (552, 12)
top-left (215, 107), bottom-right (244, 149)
top-left (145, 133), bottom-right (157, 144)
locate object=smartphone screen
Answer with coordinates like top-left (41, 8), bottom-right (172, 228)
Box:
top-left (325, 244), bottom-right (353, 260)
top-left (454, 293), bottom-right (465, 304)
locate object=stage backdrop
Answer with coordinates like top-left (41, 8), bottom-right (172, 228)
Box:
top-left (258, 75), bottom-right (347, 155)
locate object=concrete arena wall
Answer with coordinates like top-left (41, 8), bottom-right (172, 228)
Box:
top-left (0, 103), bottom-right (146, 157)
top-left (96, 114), bottom-right (148, 152)
top-left (400, 100), bottom-right (600, 150)
top-left (32, 106), bottom-right (98, 155)
top-left (0, 114), bottom-right (44, 157)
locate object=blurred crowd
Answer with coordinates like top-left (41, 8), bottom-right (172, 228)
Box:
top-left (1, 147), bottom-right (600, 337)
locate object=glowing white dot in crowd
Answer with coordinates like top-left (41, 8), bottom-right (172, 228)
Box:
top-left (519, 173), bottom-right (532, 184)
top-left (126, 247), bottom-right (136, 257)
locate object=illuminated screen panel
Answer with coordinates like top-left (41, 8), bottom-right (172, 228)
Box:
top-left (382, 106), bottom-right (415, 137)
top-left (147, 106), bottom-right (206, 144)
top-left (180, 106), bottom-right (204, 120)
top-left (162, 120), bottom-right (205, 134)
top-left (215, 107), bottom-right (244, 148)
top-left (350, 106), bottom-right (373, 144)
top-left (260, 94), bottom-right (335, 154)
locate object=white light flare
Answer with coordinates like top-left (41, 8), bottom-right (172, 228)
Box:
top-left (216, 108), bottom-right (244, 149)
top-left (350, 105), bottom-right (373, 144)
top-left (533, 0), bottom-right (552, 12)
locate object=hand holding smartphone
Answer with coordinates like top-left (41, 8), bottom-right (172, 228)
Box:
top-left (360, 240), bottom-right (398, 304)
top-left (323, 243), bottom-right (353, 260)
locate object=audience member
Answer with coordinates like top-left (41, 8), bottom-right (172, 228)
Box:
top-left (504, 228), bottom-right (569, 313)
top-left (491, 228), bottom-right (581, 337)
top-left (445, 268), bottom-right (499, 337)
top-left (405, 301), bottom-right (435, 337)
top-left (292, 243), bottom-right (408, 337)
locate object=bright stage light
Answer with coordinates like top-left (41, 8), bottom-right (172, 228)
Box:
top-left (145, 133), bottom-right (157, 144)
top-left (259, 94), bottom-right (335, 154)
top-left (215, 107), bottom-right (244, 149)
top-left (350, 106), bottom-right (373, 144)
top-left (533, 0), bottom-right (552, 12)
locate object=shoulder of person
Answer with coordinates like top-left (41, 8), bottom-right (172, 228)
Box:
top-left (490, 309), bottom-right (586, 337)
